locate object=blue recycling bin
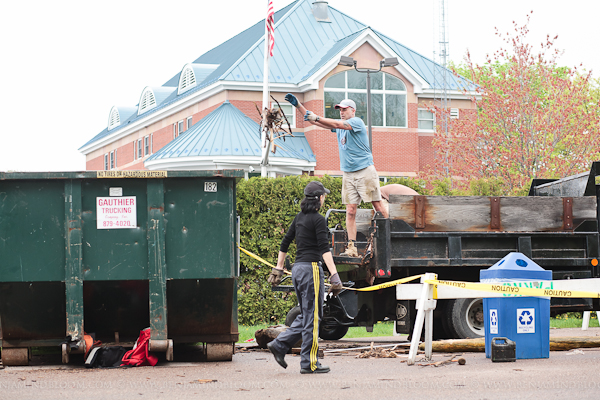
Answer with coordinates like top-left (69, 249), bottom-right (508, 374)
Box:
top-left (480, 252), bottom-right (552, 359)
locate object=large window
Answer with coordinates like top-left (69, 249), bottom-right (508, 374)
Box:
top-left (324, 70), bottom-right (407, 127)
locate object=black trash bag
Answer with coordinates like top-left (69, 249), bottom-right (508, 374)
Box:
top-left (85, 346), bottom-right (127, 368)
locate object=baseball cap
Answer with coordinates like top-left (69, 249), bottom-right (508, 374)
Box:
top-left (334, 99), bottom-right (356, 110)
top-left (304, 181), bottom-right (331, 197)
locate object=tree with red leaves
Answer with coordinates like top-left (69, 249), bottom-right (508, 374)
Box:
top-left (431, 12), bottom-right (600, 194)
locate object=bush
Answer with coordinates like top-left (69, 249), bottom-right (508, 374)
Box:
top-left (236, 175), bottom-right (343, 325)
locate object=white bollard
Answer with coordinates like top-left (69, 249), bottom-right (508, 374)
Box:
top-left (582, 311), bottom-right (599, 330)
top-left (407, 273), bottom-right (437, 365)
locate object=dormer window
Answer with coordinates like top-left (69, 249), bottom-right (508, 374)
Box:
top-left (138, 87), bottom-right (157, 115)
top-left (108, 107), bottom-right (120, 130)
top-left (178, 65), bottom-right (197, 94)
top-left (177, 64), bottom-right (219, 95)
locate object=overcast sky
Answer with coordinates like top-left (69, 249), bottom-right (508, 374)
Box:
top-left (1, 0), bottom-right (598, 172)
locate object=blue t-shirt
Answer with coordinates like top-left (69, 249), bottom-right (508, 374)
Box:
top-left (334, 117), bottom-right (373, 172)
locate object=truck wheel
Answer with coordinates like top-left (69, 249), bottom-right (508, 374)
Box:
top-left (319, 324), bottom-right (349, 340)
top-left (285, 305), bottom-right (349, 340)
top-left (447, 298), bottom-right (484, 339)
top-left (285, 306), bottom-right (301, 327)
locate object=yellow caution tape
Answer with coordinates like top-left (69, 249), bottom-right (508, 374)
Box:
top-left (426, 279), bottom-right (600, 299)
top-left (238, 245), bottom-right (423, 291)
top-left (239, 246), bottom-right (600, 298)
top-left (237, 245), bottom-right (291, 275)
top-left (349, 275), bottom-right (424, 291)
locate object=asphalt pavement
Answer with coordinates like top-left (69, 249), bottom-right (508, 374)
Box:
top-left (1, 328), bottom-right (599, 400)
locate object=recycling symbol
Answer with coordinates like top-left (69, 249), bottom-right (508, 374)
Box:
top-left (519, 310), bottom-right (533, 325)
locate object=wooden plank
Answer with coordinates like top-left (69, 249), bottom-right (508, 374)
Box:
top-left (388, 195), bottom-right (597, 233)
top-left (420, 337), bottom-right (600, 352)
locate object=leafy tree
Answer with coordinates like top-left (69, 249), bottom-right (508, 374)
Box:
top-left (432, 12), bottom-right (600, 193)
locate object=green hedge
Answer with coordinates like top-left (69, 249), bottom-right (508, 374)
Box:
top-left (237, 175), bottom-right (342, 325)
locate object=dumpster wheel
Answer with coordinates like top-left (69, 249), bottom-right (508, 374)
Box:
top-left (2, 348), bottom-right (30, 366)
top-left (205, 343), bottom-right (234, 361)
top-left (61, 343), bottom-right (69, 364)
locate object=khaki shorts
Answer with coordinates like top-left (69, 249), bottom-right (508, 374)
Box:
top-left (342, 165), bottom-right (382, 205)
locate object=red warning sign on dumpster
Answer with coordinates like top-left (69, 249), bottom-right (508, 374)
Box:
top-left (96, 196), bottom-right (137, 229)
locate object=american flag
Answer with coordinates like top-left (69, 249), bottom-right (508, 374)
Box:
top-left (266, 0), bottom-right (275, 57)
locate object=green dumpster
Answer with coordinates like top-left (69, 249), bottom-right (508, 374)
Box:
top-left (0, 170), bottom-right (242, 365)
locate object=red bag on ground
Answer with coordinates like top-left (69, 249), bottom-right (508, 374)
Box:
top-left (121, 328), bottom-right (158, 367)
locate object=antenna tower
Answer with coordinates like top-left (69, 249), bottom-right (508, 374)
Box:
top-left (434, 0), bottom-right (451, 179)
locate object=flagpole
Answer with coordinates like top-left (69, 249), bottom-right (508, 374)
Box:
top-left (260, 0), bottom-right (273, 178)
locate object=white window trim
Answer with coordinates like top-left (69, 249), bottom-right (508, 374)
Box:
top-left (108, 107), bottom-right (120, 130)
top-left (178, 120), bottom-right (184, 135)
top-left (138, 88), bottom-right (157, 115)
top-left (418, 108), bottom-right (436, 132)
top-left (151, 134), bottom-right (153, 154)
top-left (324, 71), bottom-right (408, 128)
top-left (144, 136), bottom-right (149, 156)
top-left (187, 116), bottom-right (193, 130)
top-left (137, 138), bottom-right (143, 159)
top-left (178, 65), bottom-right (197, 95)
top-left (104, 154), bottom-right (108, 170)
top-left (173, 123), bottom-right (178, 139)
top-left (134, 140), bottom-right (137, 160)
top-left (450, 108), bottom-right (460, 119)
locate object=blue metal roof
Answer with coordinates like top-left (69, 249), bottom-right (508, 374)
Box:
top-left (82, 0), bottom-right (475, 150)
top-left (222, 0), bottom-right (366, 84)
top-left (374, 30), bottom-right (477, 92)
top-left (146, 101), bottom-right (315, 162)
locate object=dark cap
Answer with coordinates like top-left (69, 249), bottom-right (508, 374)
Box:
top-left (304, 181), bottom-right (330, 197)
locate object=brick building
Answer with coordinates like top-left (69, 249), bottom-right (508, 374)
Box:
top-left (79, 0), bottom-right (476, 179)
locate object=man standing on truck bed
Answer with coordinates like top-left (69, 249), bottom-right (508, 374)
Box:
top-left (284, 93), bottom-right (388, 258)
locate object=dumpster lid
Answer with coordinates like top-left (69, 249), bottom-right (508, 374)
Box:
top-left (480, 252), bottom-right (552, 280)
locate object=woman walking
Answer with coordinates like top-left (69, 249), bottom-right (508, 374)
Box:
top-left (266, 181), bottom-right (343, 374)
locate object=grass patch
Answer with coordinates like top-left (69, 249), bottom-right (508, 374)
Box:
top-left (344, 322), bottom-right (396, 338)
top-left (237, 321), bottom-right (397, 343)
top-left (550, 313), bottom-right (599, 329)
top-left (238, 315), bottom-right (599, 342)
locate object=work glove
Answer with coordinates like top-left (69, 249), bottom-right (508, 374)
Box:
top-left (284, 93), bottom-right (298, 107)
top-left (304, 111), bottom-right (319, 122)
top-left (328, 273), bottom-right (343, 296)
top-left (267, 268), bottom-right (284, 286)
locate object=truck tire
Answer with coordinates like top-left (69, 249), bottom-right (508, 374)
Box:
top-left (285, 306), bottom-right (301, 327)
top-left (446, 298), bottom-right (485, 339)
top-left (319, 324), bottom-right (349, 340)
top-left (285, 305), bottom-right (349, 340)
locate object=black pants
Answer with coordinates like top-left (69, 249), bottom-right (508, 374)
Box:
top-left (270, 261), bottom-right (324, 371)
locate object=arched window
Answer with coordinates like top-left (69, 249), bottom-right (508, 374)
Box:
top-left (138, 87), bottom-right (157, 115)
top-left (178, 65), bottom-right (197, 95)
top-left (108, 106), bottom-right (120, 130)
top-left (324, 70), bottom-right (407, 127)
